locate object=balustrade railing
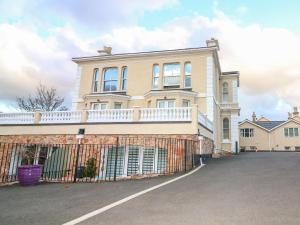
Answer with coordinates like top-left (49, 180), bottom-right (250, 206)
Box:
top-left (40, 111), bottom-right (82, 124)
top-left (87, 109), bottom-right (134, 122)
top-left (0, 112), bottom-right (34, 124)
top-left (0, 107), bottom-right (195, 124)
top-left (140, 107), bottom-right (191, 121)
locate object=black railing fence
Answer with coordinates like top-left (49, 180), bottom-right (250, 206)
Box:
top-left (0, 137), bottom-right (201, 184)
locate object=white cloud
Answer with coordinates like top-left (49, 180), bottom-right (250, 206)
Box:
top-left (91, 12), bottom-right (300, 119)
top-left (0, 5), bottom-right (300, 120)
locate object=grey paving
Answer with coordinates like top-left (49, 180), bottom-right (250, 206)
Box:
top-left (1, 153), bottom-right (300, 225)
top-left (80, 152), bottom-right (300, 225)
top-left (0, 174), bottom-right (180, 225)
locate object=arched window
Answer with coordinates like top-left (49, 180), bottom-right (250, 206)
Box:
top-left (121, 67), bottom-right (128, 91)
top-left (152, 64), bottom-right (159, 89)
top-left (184, 62), bottom-right (191, 88)
top-left (222, 82), bottom-right (229, 102)
top-left (223, 118), bottom-right (230, 139)
top-left (103, 67), bottom-right (118, 92)
top-left (92, 68), bottom-right (99, 92)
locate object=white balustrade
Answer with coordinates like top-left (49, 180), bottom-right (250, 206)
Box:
top-left (87, 109), bottom-right (134, 122)
top-left (0, 112), bottom-right (35, 124)
top-left (198, 111), bottom-right (213, 131)
top-left (40, 111), bottom-right (82, 123)
top-left (139, 107), bottom-right (191, 121)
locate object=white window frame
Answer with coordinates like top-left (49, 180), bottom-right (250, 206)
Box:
top-left (157, 100), bottom-right (176, 108)
top-left (222, 82), bottom-right (229, 102)
top-left (121, 67), bottom-right (127, 91)
top-left (223, 118), bottom-right (230, 140)
top-left (182, 99), bottom-right (190, 107)
top-left (284, 128), bottom-right (299, 137)
top-left (102, 67), bottom-right (118, 92)
top-left (92, 68), bottom-right (99, 93)
top-left (240, 128), bottom-right (254, 138)
top-left (152, 64), bottom-right (160, 89)
top-left (114, 102), bottom-right (122, 109)
top-left (91, 103), bottom-right (107, 110)
top-left (184, 62), bottom-right (191, 88)
top-left (163, 63), bottom-right (180, 87)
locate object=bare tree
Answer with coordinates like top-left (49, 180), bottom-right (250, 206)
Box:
top-left (16, 84), bottom-right (68, 112)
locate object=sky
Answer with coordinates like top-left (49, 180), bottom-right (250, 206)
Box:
top-left (0, 0), bottom-right (300, 121)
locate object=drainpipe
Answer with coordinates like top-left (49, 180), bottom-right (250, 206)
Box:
top-left (268, 132), bottom-right (271, 152)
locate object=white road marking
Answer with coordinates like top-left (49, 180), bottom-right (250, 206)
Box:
top-left (62, 164), bottom-right (205, 225)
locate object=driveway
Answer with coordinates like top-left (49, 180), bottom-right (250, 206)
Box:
top-left (1, 153), bottom-right (300, 225)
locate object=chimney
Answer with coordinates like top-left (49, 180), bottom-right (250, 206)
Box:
top-left (97, 46), bottom-right (112, 55)
top-left (206, 38), bottom-right (220, 50)
top-left (293, 107), bottom-right (299, 117)
top-left (252, 112), bottom-right (257, 122)
top-left (288, 112), bottom-right (292, 119)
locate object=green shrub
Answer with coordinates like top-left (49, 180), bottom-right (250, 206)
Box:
top-left (83, 157), bottom-right (97, 178)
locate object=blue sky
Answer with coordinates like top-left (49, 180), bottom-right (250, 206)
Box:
top-left (0, 0), bottom-right (300, 120)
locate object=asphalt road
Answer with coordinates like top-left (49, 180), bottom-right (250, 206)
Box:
top-left (1, 153), bottom-right (300, 225)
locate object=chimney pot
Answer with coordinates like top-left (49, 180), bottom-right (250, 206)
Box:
top-left (293, 107), bottom-right (299, 117)
top-left (206, 38), bottom-right (220, 50)
top-left (252, 112), bottom-right (257, 122)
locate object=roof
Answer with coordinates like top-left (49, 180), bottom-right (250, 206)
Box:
top-left (254, 121), bottom-right (285, 131)
top-left (257, 116), bottom-right (270, 122)
top-left (221, 71), bottom-right (239, 76)
top-left (72, 46), bottom-right (215, 63)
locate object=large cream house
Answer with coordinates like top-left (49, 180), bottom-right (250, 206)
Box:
top-left (239, 108), bottom-right (300, 151)
top-left (0, 38), bottom-right (240, 153)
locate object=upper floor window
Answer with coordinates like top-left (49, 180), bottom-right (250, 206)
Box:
top-left (184, 63), bottom-right (191, 88)
top-left (152, 64), bottom-right (160, 89)
top-left (222, 82), bottom-right (229, 102)
top-left (223, 118), bottom-right (230, 139)
top-left (103, 68), bottom-right (118, 92)
top-left (163, 63), bottom-right (180, 86)
top-left (92, 69), bottom-right (99, 92)
top-left (240, 128), bottom-right (254, 138)
top-left (284, 128), bottom-right (299, 137)
top-left (121, 67), bottom-right (127, 91)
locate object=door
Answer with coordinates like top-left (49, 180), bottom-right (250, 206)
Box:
top-left (127, 146), bottom-right (140, 176)
top-left (142, 148), bottom-right (155, 174)
top-left (105, 147), bottom-right (125, 179)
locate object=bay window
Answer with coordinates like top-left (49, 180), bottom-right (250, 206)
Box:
top-left (103, 68), bottom-right (118, 92)
top-left (92, 69), bottom-right (99, 92)
top-left (121, 67), bottom-right (127, 91)
top-left (163, 63), bottom-right (180, 86)
top-left (152, 64), bottom-right (160, 89)
top-left (184, 63), bottom-right (191, 88)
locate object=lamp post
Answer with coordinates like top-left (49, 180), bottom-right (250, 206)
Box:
top-left (74, 129), bottom-right (85, 183)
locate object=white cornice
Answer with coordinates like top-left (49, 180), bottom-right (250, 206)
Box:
top-left (72, 47), bottom-right (215, 63)
top-left (85, 93), bottom-right (130, 100)
top-left (144, 90), bottom-right (198, 98)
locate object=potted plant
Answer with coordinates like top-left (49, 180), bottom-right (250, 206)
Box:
top-left (17, 146), bottom-right (42, 186)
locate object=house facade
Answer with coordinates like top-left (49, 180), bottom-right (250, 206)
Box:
top-left (239, 108), bottom-right (300, 151)
top-left (70, 38), bottom-right (240, 153)
top-left (0, 38), bottom-right (240, 182)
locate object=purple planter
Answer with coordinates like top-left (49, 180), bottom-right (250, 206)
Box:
top-left (17, 165), bottom-right (42, 186)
